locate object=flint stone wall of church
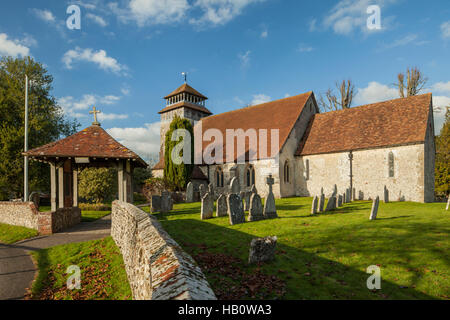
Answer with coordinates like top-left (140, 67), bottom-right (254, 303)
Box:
top-left (296, 143), bottom-right (433, 203)
top-left (111, 201), bottom-right (216, 300)
top-left (0, 202), bottom-right (81, 234)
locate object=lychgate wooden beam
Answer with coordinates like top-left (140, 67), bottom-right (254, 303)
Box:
top-left (50, 162), bottom-right (57, 212)
top-left (73, 165), bottom-right (78, 207)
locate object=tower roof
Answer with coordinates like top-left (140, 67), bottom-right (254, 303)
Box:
top-left (164, 83), bottom-right (208, 100)
top-left (23, 125), bottom-right (147, 167)
top-left (158, 101), bottom-right (213, 115)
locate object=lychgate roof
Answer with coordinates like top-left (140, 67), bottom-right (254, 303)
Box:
top-left (24, 125), bottom-right (147, 167)
top-left (296, 93), bottom-right (433, 156)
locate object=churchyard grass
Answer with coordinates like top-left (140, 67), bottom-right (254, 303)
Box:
top-left (0, 223), bottom-right (38, 244)
top-left (30, 236), bottom-right (131, 300)
top-left (81, 210), bottom-right (111, 222)
top-left (144, 198), bottom-right (449, 300)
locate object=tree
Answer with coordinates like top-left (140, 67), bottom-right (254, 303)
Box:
top-left (319, 80), bottom-right (355, 112)
top-left (78, 168), bottom-right (117, 203)
top-left (0, 56), bottom-right (78, 200)
top-left (396, 67), bottom-right (428, 98)
top-left (435, 107), bottom-right (450, 197)
top-left (133, 166), bottom-right (152, 192)
top-left (164, 115), bottom-right (194, 191)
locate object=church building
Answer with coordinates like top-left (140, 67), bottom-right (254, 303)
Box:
top-left (153, 83), bottom-right (435, 203)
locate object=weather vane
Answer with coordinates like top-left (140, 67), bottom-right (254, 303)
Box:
top-left (89, 106), bottom-right (101, 126)
top-left (181, 72), bottom-right (187, 83)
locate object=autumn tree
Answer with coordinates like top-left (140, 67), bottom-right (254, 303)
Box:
top-left (435, 107), bottom-right (450, 198)
top-left (164, 115), bottom-right (194, 191)
top-left (0, 56), bottom-right (78, 200)
top-left (396, 67), bottom-right (428, 98)
top-left (319, 79), bottom-right (355, 112)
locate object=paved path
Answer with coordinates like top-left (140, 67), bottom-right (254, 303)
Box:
top-left (0, 215), bottom-right (111, 300)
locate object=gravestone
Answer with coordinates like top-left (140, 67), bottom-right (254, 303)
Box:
top-left (230, 177), bottom-right (240, 194)
top-left (370, 196), bottom-right (380, 220)
top-left (337, 194), bottom-right (343, 207)
top-left (150, 195), bottom-right (161, 213)
top-left (333, 184), bottom-right (338, 196)
top-left (263, 175), bottom-right (278, 219)
top-left (161, 191), bottom-right (173, 213)
top-left (318, 193), bottom-right (325, 212)
top-left (186, 182), bottom-right (194, 203)
top-left (201, 193), bottom-right (214, 220)
top-left (199, 184), bottom-right (207, 199)
top-left (248, 192), bottom-right (264, 221)
top-left (384, 186), bottom-right (389, 203)
top-left (248, 236), bottom-right (277, 265)
top-left (346, 188), bottom-right (351, 203)
top-left (342, 192), bottom-right (346, 204)
top-left (446, 197), bottom-right (449, 211)
top-left (241, 191), bottom-right (251, 211)
top-left (311, 196), bottom-right (318, 214)
top-left (216, 194), bottom-right (228, 217)
top-left (227, 194), bottom-right (245, 225)
top-left (251, 185), bottom-right (257, 194)
top-left (325, 195), bottom-right (336, 211)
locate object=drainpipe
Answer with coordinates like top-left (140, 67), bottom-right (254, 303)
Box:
top-left (348, 151), bottom-right (353, 200)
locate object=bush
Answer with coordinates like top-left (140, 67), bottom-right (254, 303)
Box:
top-left (78, 168), bottom-right (117, 204)
top-left (142, 177), bottom-right (171, 202)
top-left (78, 203), bottom-right (111, 211)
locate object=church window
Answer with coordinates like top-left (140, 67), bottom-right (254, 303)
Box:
top-left (246, 165), bottom-right (255, 187)
top-left (284, 160), bottom-right (290, 183)
top-left (388, 152), bottom-right (394, 178)
top-left (216, 167), bottom-right (224, 187)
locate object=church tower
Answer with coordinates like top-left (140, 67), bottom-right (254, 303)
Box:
top-left (153, 82), bottom-right (212, 175)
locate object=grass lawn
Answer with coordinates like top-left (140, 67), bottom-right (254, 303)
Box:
top-left (81, 210), bottom-right (111, 222)
top-left (143, 198), bottom-right (449, 300)
top-left (29, 236), bottom-right (131, 300)
top-left (0, 223), bottom-right (38, 244)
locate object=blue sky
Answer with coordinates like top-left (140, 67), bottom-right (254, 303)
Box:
top-left (1, 0), bottom-right (449, 161)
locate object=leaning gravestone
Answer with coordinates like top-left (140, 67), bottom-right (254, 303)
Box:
top-left (199, 184), bottom-right (207, 199)
top-left (311, 196), bottom-right (318, 214)
top-left (370, 196), bottom-right (380, 220)
top-left (186, 182), bottom-right (194, 203)
top-left (216, 194), bottom-right (228, 217)
top-left (248, 192), bottom-right (264, 221)
top-left (384, 185), bottom-right (389, 203)
top-left (263, 175), bottom-right (278, 219)
top-left (201, 193), bottom-right (214, 220)
top-left (230, 177), bottom-right (240, 194)
top-left (325, 195), bottom-right (336, 211)
top-left (318, 193), bottom-right (325, 212)
top-left (227, 194), bottom-right (246, 225)
top-left (248, 236), bottom-right (277, 265)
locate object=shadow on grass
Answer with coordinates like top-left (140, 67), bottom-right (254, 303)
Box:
top-left (158, 217), bottom-right (437, 300)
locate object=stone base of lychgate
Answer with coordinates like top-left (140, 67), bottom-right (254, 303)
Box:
top-left (111, 201), bottom-right (217, 300)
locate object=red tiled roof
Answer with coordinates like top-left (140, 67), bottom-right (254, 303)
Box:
top-left (296, 93), bottom-right (433, 156)
top-left (152, 157), bottom-right (164, 170)
top-left (164, 83), bottom-right (208, 100)
top-left (198, 92), bottom-right (313, 163)
top-left (24, 125), bottom-right (147, 167)
top-left (158, 101), bottom-right (212, 115)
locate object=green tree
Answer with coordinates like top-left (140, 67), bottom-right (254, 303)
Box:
top-left (78, 168), bottom-right (117, 203)
top-left (133, 166), bottom-right (152, 192)
top-left (0, 56), bottom-right (78, 200)
top-left (164, 115), bottom-right (194, 191)
top-left (435, 107), bottom-right (450, 197)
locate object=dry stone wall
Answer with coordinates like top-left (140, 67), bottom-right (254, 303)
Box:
top-left (111, 200), bottom-right (216, 300)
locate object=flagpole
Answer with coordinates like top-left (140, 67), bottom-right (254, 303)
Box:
top-left (24, 74), bottom-right (29, 202)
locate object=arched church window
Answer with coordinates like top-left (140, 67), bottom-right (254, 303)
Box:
top-left (388, 152), bottom-right (394, 178)
top-left (216, 167), bottom-right (224, 187)
top-left (284, 160), bottom-right (290, 183)
top-left (246, 165), bottom-right (255, 187)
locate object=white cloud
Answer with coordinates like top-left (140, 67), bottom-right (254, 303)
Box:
top-left (0, 33), bottom-right (31, 57)
top-left (238, 50), bottom-right (251, 68)
top-left (62, 47), bottom-right (127, 75)
top-left (323, 0), bottom-right (397, 35)
top-left (433, 96), bottom-right (450, 133)
top-left (353, 81), bottom-right (398, 105)
top-left (309, 18), bottom-right (317, 32)
top-left (251, 94), bottom-right (271, 105)
top-left (98, 113), bottom-right (129, 121)
top-left (260, 30), bottom-right (268, 38)
top-left (121, 87), bottom-right (131, 95)
top-left (58, 93), bottom-right (122, 118)
top-left (32, 8), bottom-right (56, 23)
top-left (441, 21), bottom-right (450, 39)
top-left (381, 34), bottom-right (428, 50)
top-left (86, 13), bottom-right (108, 27)
top-left (432, 81), bottom-right (450, 94)
top-left (107, 122), bottom-right (161, 158)
top-left (297, 44), bottom-right (314, 52)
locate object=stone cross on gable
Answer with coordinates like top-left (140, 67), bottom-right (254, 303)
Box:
top-left (266, 174), bottom-right (274, 193)
top-left (89, 106), bottom-right (101, 125)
